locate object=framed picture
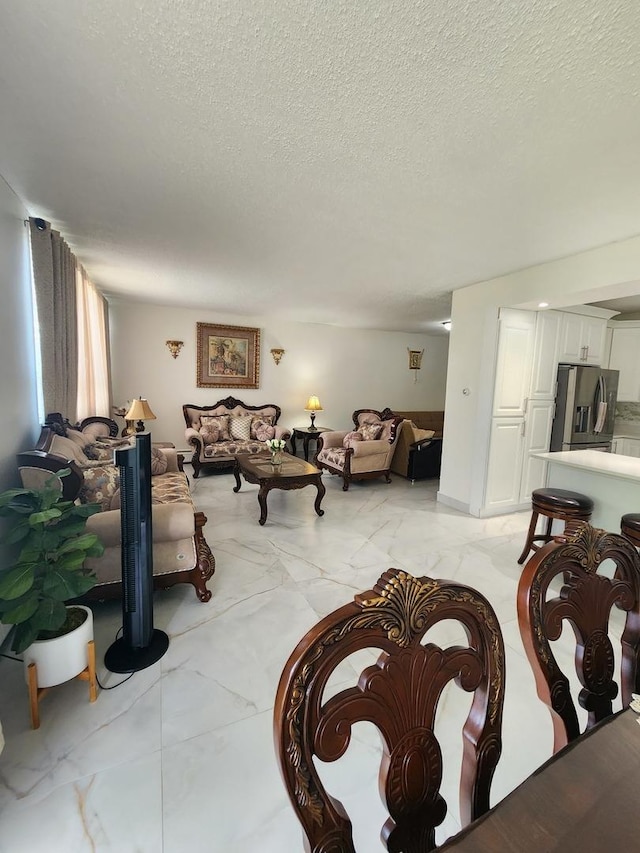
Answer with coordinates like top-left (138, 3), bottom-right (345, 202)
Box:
top-left (196, 323), bottom-right (261, 389)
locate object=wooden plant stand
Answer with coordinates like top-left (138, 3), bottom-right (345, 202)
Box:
top-left (27, 640), bottom-right (97, 730)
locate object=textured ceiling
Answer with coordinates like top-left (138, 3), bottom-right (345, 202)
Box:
top-left (1, 1), bottom-right (640, 332)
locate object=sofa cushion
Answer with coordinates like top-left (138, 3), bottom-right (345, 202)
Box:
top-left (199, 424), bottom-right (219, 445)
top-left (78, 465), bottom-right (120, 510)
top-left (151, 446), bottom-right (169, 475)
top-left (66, 428), bottom-right (92, 448)
top-left (202, 439), bottom-right (268, 458)
top-left (358, 422), bottom-right (383, 441)
top-left (230, 415), bottom-right (253, 441)
top-left (250, 415), bottom-right (274, 439)
top-left (343, 431), bottom-right (363, 449)
top-left (201, 414), bottom-right (230, 440)
top-left (84, 442), bottom-right (116, 462)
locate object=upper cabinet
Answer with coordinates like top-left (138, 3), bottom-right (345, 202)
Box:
top-left (557, 313), bottom-right (607, 365)
top-left (608, 324), bottom-right (640, 401)
top-left (492, 309), bottom-right (536, 417)
top-left (529, 310), bottom-right (562, 399)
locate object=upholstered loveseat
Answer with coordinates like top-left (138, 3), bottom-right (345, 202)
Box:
top-left (384, 408), bottom-right (444, 481)
top-left (183, 396), bottom-right (291, 478)
top-left (314, 409), bottom-right (403, 490)
top-left (17, 423), bottom-right (215, 602)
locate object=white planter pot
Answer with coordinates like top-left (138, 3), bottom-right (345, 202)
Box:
top-left (23, 605), bottom-right (94, 688)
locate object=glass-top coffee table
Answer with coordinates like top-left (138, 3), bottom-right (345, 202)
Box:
top-left (233, 452), bottom-right (326, 526)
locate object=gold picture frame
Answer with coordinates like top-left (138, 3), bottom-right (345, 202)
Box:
top-left (196, 323), bottom-right (261, 389)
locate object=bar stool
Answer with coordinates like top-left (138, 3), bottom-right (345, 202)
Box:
top-left (621, 514), bottom-right (640, 548)
top-left (518, 488), bottom-right (594, 565)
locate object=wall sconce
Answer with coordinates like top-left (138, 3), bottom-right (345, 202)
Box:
top-left (270, 348), bottom-right (285, 365)
top-left (407, 348), bottom-right (424, 382)
top-left (166, 340), bottom-right (184, 359)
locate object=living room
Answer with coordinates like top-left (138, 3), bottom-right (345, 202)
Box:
top-left (3, 3), bottom-right (640, 852)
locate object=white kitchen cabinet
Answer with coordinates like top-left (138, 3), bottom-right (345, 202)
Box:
top-left (519, 399), bottom-right (555, 502)
top-left (485, 417), bottom-right (526, 510)
top-left (614, 436), bottom-right (640, 458)
top-left (492, 309), bottom-right (536, 417)
top-left (529, 310), bottom-right (562, 399)
top-left (608, 326), bottom-right (640, 401)
top-left (557, 313), bottom-right (607, 365)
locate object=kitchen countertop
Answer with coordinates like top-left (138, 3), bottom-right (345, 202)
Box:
top-left (534, 450), bottom-right (640, 530)
top-left (534, 449), bottom-right (640, 482)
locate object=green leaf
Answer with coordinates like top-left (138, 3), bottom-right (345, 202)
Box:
top-left (29, 508), bottom-right (63, 526)
top-left (1, 592), bottom-right (39, 624)
top-left (42, 568), bottom-right (95, 599)
top-left (0, 564), bottom-right (35, 600)
top-left (31, 599), bottom-right (67, 633)
top-left (57, 533), bottom-right (101, 555)
top-left (11, 621), bottom-right (40, 655)
top-left (1, 520), bottom-right (31, 545)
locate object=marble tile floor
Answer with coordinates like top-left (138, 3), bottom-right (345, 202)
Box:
top-left (0, 469), bottom-right (618, 852)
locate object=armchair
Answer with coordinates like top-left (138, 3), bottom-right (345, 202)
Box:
top-left (314, 409), bottom-right (403, 491)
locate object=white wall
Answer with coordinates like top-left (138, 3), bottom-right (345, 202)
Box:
top-left (108, 300), bottom-right (449, 446)
top-left (0, 175), bottom-right (40, 486)
top-left (439, 233), bottom-right (640, 513)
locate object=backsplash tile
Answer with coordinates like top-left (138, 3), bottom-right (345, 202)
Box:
top-left (616, 402), bottom-right (640, 422)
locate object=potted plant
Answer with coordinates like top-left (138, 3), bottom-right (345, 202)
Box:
top-left (0, 470), bottom-right (104, 686)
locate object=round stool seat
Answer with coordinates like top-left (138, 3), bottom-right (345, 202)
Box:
top-left (532, 488), bottom-right (594, 512)
top-left (518, 488), bottom-right (594, 565)
top-left (621, 513), bottom-right (640, 533)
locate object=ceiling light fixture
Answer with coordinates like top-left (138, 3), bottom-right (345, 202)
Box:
top-left (538, 302), bottom-right (549, 308)
top-left (442, 321), bottom-right (452, 331)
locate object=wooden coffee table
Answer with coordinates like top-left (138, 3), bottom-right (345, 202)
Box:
top-left (233, 452), bottom-right (326, 526)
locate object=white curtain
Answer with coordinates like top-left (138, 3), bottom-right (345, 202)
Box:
top-left (76, 265), bottom-right (111, 420)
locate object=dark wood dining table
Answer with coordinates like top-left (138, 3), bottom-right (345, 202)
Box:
top-left (440, 708), bottom-right (640, 852)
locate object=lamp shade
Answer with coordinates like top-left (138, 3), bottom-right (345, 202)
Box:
top-left (124, 398), bottom-right (157, 421)
top-left (304, 396), bottom-right (323, 413)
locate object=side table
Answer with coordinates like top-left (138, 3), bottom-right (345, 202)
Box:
top-left (291, 427), bottom-right (332, 462)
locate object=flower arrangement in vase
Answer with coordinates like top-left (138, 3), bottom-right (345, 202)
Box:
top-left (265, 438), bottom-right (286, 466)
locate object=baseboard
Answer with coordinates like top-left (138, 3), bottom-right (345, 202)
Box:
top-left (436, 492), bottom-right (471, 515)
top-left (477, 501), bottom-right (530, 518)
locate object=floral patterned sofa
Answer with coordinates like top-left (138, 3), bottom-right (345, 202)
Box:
top-left (17, 422), bottom-right (215, 602)
top-left (183, 396), bottom-right (291, 478)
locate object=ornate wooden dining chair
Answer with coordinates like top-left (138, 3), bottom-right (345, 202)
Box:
top-left (517, 522), bottom-right (640, 754)
top-left (273, 568), bottom-right (505, 853)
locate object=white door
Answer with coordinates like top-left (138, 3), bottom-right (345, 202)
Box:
top-left (609, 327), bottom-right (640, 401)
top-left (582, 317), bottom-right (607, 365)
top-left (519, 399), bottom-right (555, 502)
top-left (557, 313), bottom-right (584, 363)
top-left (485, 417), bottom-right (526, 509)
top-left (530, 311), bottom-right (562, 399)
top-left (493, 309), bottom-right (536, 417)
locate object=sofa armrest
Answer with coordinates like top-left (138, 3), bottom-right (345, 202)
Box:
top-left (274, 426), bottom-right (291, 440)
top-left (158, 447), bottom-right (179, 473)
top-left (86, 502), bottom-right (195, 547)
top-left (351, 439), bottom-right (389, 458)
top-left (185, 427), bottom-right (204, 453)
top-left (318, 431), bottom-right (349, 449)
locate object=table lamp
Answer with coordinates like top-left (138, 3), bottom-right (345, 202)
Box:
top-left (123, 397), bottom-right (157, 436)
top-left (304, 396), bottom-right (323, 431)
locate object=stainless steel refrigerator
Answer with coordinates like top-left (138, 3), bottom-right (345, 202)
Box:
top-left (550, 364), bottom-right (619, 452)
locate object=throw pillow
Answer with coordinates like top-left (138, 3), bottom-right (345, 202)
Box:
top-left (199, 424), bottom-right (220, 445)
top-left (78, 465), bottom-right (120, 511)
top-left (343, 430), bottom-right (363, 449)
top-left (358, 421), bottom-right (383, 441)
top-left (201, 414), bottom-right (230, 440)
top-left (255, 423), bottom-right (276, 441)
top-left (250, 415), bottom-right (275, 439)
top-left (410, 426), bottom-right (435, 443)
top-left (150, 446), bottom-right (168, 475)
top-left (65, 428), bottom-right (92, 448)
top-left (230, 415), bottom-right (253, 441)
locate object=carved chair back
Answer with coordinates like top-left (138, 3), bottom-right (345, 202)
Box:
top-left (274, 568), bottom-right (505, 852)
top-left (517, 523), bottom-right (640, 753)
